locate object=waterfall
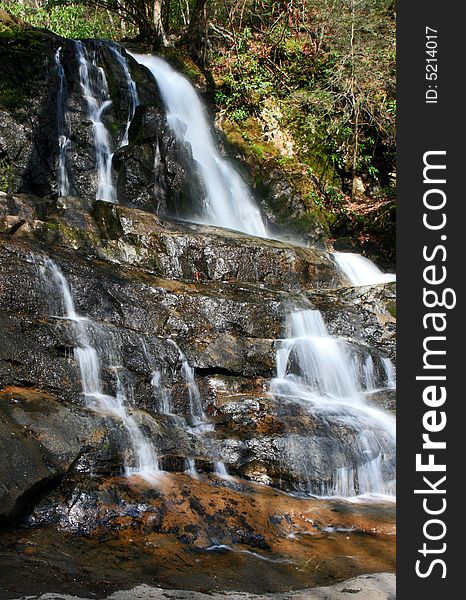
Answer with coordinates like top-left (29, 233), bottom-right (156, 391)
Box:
top-left (382, 357), bottom-right (396, 389)
top-left (130, 54), bottom-right (268, 238)
top-left (40, 259), bottom-right (160, 482)
top-left (55, 47), bottom-right (71, 197)
top-left (75, 41), bottom-right (116, 203)
top-left (167, 340), bottom-right (229, 476)
top-left (150, 370), bottom-right (173, 415)
top-left (362, 355), bottom-right (377, 392)
top-left (272, 309), bottom-right (396, 498)
top-left (333, 252), bottom-right (396, 286)
top-left (168, 340), bottom-right (206, 428)
top-left (106, 44), bottom-right (140, 148)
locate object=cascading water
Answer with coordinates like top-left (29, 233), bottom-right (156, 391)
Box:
top-left (150, 370), bottom-right (173, 415)
top-left (382, 357), bottom-right (396, 389)
top-left (50, 46), bottom-right (393, 496)
top-left (271, 308), bottom-right (396, 498)
top-left (106, 44), bottom-right (140, 148)
top-left (55, 47), bottom-right (71, 197)
top-left (40, 258), bottom-right (160, 482)
top-left (130, 53), bottom-right (268, 238)
top-left (362, 355), bottom-right (377, 392)
top-left (167, 339), bottom-right (207, 429)
top-left (167, 340), bottom-right (229, 477)
top-left (75, 41), bottom-right (116, 203)
top-left (333, 252), bottom-right (396, 286)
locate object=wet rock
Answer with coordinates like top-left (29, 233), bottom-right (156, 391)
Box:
top-left (0, 30), bottom-right (197, 212)
top-left (367, 390), bottom-right (396, 413)
top-left (0, 387), bottom-right (112, 522)
top-left (307, 283), bottom-right (396, 361)
top-left (114, 105), bottom-right (206, 217)
top-left (0, 472), bottom-right (394, 597)
top-left (257, 167), bottom-right (329, 246)
top-left (0, 217), bottom-right (396, 503)
top-left (90, 201), bottom-right (342, 290)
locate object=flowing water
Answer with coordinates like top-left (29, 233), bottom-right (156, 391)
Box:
top-left (150, 369), bottom-right (172, 415)
top-left (40, 258), bottom-right (160, 482)
top-left (49, 46), bottom-right (396, 497)
top-left (362, 355), bottom-right (377, 392)
top-left (75, 41), bottom-right (116, 203)
top-left (106, 44), bottom-right (140, 148)
top-left (130, 54), bottom-right (268, 238)
top-left (55, 47), bottom-right (71, 197)
top-left (167, 340), bottom-right (229, 476)
top-left (382, 357), bottom-right (396, 389)
top-left (271, 309), bottom-right (396, 498)
top-left (333, 252), bottom-right (396, 286)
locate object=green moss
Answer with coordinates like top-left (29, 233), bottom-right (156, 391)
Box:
top-left (385, 300), bottom-right (396, 319)
top-left (0, 85), bottom-right (26, 110)
top-left (157, 49), bottom-right (204, 84)
top-left (0, 29), bottom-right (52, 110)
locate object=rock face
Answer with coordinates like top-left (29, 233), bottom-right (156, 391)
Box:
top-left (0, 192), bottom-right (396, 520)
top-left (0, 18), bottom-right (396, 597)
top-left (0, 30), bottom-right (205, 217)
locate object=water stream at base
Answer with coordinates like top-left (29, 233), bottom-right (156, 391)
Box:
top-left (130, 53), bottom-right (268, 239)
top-left (333, 252), bottom-right (396, 286)
top-left (271, 309), bottom-right (396, 498)
top-left (40, 258), bottom-right (160, 482)
top-left (55, 47), bottom-right (71, 197)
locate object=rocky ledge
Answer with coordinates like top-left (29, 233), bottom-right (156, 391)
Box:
top-left (1, 193), bottom-right (396, 522)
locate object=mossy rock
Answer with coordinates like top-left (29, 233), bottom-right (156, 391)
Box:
top-left (0, 26), bottom-right (57, 111)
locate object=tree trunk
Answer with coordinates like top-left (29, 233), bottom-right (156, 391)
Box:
top-left (183, 0), bottom-right (208, 55)
top-left (163, 0), bottom-right (171, 33)
top-left (152, 0), bottom-right (169, 46)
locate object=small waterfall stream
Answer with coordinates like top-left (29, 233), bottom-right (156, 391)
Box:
top-left (106, 44), bottom-right (140, 148)
top-left (75, 41), bottom-right (116, 203)
top-left (272, 309), bottom-right (396, 498)
top-left (55, 47), bottom-right (71, 197)
top-left (381, 357), bottom-right (396, 389)
top-left (40, 259), bottom-right (160, 482)
top-left (333, 252), bottom-right (396, 286)
top-left (167, 340), bottom-right (229, 477)
top-left (130, 53), bottom-right (268, 238)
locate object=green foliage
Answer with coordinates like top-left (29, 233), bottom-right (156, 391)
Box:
top-left (210, 0), bottom-right (395, 197)
top-left (0, 1), bottom-right (121, 38)
top-left (0, 158), bottom-right (15, 194)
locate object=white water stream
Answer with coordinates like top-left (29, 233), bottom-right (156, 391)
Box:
top-left (333, 252), bottom-right (396, 286)
top-left (41, 259), bottom-right (160, 482)
top-left (75, 41), bottom-right (117, 203)
top-left (55, 47), bottom-right (71, 197)
top-left (167, 340), bottom-right (229, 477)
top-left (272, 309), bottom-right (396, 498)
top-left (130, 53), bottom-right (268, 238)
top-left (107, 44), bottom-right (140, 148)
